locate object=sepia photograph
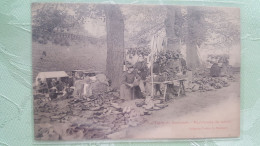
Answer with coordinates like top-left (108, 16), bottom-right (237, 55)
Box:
top-left (32, 3), bottom-right (240, 140)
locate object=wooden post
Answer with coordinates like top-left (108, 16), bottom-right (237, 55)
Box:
top-left (150, 35), bottom-right (155, 98)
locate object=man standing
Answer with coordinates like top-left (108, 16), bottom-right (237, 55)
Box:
top-left (120, 65), bottom-right (145, 100)
top-left (165, 58), bottom-right (178, 80)
top-left (134, 54), bottom-right (148, 81)
top-left (179, 54), bottom-right (187, 75)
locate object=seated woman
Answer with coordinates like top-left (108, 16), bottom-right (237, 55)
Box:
top-left (120, 65), bottom-right (145, 100)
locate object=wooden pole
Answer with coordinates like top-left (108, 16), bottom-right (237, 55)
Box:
top-left (151, 35), bottom-right (155, 98)
top-left (151, 55), bottom-right (154, 97)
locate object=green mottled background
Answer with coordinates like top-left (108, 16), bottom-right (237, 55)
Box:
top-left (0, 0), bottom-right (259, 145)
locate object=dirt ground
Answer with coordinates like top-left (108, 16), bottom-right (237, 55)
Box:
top-left (114, 80), bottom-right (240, 139)
top-left (34, 76), bottom-right (240, 140)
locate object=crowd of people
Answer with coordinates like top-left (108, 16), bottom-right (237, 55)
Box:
top-left (36, 77), bottom-right (74, 100)
top-left (36, 71), bottom-right (110, 100)
top-left (35, 51), bottom-right (231, 102)
top-left (120, 50), bottom-right (187, 101)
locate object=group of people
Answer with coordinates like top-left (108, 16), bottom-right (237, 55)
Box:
top-left (36, 51), bottom-right (188, 101)
top-left (36, 70), bottom-right (110, 100)
top-left (36, 76), bottom-right (75, 100)
top-left (120, 54), bottom-right (148, 100)
top-left (120, 52), bottom-right (187, 101)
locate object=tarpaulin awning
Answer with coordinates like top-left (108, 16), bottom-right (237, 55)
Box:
top-left (35, 71), bottom-right (68, 86)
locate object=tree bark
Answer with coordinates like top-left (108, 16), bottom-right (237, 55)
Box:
top-left (104, 5), bottom-right (125, 89)
top-left (186, 7), bottom-right (201, 70)
top-left (186, 41), bottom-right (201, 70)
top-left (164, 6), bottom-right (180, 51)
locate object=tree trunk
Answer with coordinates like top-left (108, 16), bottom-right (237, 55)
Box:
top-left (186, 7), bottom-right (201, 70)
top-left (104, 5), bottom-right (125, 89)
top-left (164, 6), bottom-right (180, 51)
top-left (186, 42), bottom-right (201, 70)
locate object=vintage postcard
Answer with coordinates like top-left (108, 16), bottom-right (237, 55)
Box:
top-left (32, 3), bottom-right (240, 140)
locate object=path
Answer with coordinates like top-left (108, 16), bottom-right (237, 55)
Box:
top-left (118, 81), bottom-right (240, 139)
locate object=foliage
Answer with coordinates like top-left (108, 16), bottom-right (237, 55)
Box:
top-left (32, 4), bottom-right (77, 46)
top-left (32, 4), bottom-right (240, 54)
top-left (185, 7), bottom-right (240, 49)
top-left (207, 54), bottom-right (230, 64)
top-left (74, 4), bottom-right (105, 24)
top-left (121, 5), bottom-right (167, 47)
top-left (32, 4), bottom-right (105, 46)
top-left (126, 47), bottom-right (151, 57)
top-left (154, 50), bottom-right (182, 68)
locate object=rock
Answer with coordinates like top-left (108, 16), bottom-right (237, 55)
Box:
top-left (112, 111), bottom-right (121, 115)
top-left (110, 92), bottom-right (120, 97)
top-left (89, 106), bottom-right (101, 111)
top-left (153, 106), bottom-right (161, 110)
top-left (214, 83), bottom-right (223, 89)
top-left (191, 84), bottom-right (200, 92)
top-left (110, 102), bottom-right (121, 109)
top-left (143, 104), bottom-right (153, 110)
top-left (107, 130), bottom-right (127, 139)
top-left (124, 113), bottom-right (130, 118)
top-left (144, 111), bottom-right (152, 115)
top-left (105, 109), bottom-right (112, 115)
top-left (50, 115), bottom-right (61, 120)
top-left (123, 106), bottom-right (131, 113)
top-left (93, 111), bottom-right (103, 116)
top-left (223, 83), bottom-right (230, 87)
top-left (71, 123), bottom-right (78, 127)
top-left (129, 121), bottom-right (138, 127)
top-left (45, 129), bottom-right (60, 140)
top-left (155, 103), bottom-right (168, 108)
top-left (135, 100), bottom-right (145, 107)
top-left (75, 130), bottom-right (85, 139)
top-left (41, 132), bottom-right (50, 140)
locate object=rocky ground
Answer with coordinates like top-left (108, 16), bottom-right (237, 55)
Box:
top-left (34, 74), bottom-right (240, 140)
top-left (34, 91), bottom-right (167, 140)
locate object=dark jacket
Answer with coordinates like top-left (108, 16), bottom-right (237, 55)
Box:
top-left (134, 61), bottom-right (148, 80)
top-left (210, 63), bottom-right (221, 77)
top-left (121, 71), bottom-right (140, 85)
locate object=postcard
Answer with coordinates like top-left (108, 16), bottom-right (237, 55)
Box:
top-left (32, 3), bottom-right (240, 140)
